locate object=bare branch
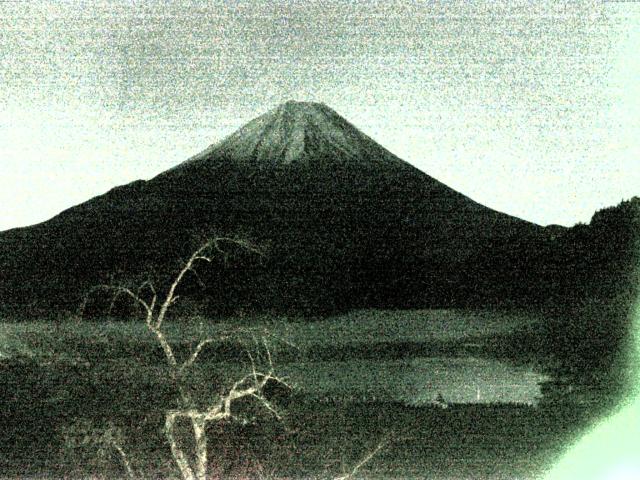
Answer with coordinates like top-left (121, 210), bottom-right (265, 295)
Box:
top-left (110, 441), bottom-right (137, 480)
top-left (136, 279), bottom-right (156, 297)
top-left (216, 236), bottom-right (265, 257)
top-left (148, 294), bottom-right (157, 325)
top-left (156, 236), bottom-right (264, 330)
top-left (148, 325), bottom-right (178, 369)
top-left (191, 255), bottom-right (213, 263)
top-left (334, 441), bottom-right (386, 480)
top-left (262, 337), bottom-right (274, 369)
top-left (180, 338), bottom-right (215, 374)
top-left (247, 350), bottom-right (258, 382)
top-left (250, 392), bottom-right (283, 421)
top-left (164, 333), bottom-right (289, 480)
top-left (86, 284), bottom-right (154, 321)
top-left (157, 242), bottom-right (210, 327)
top-left (83, 236), bottom-right (271, 480)
top-left (107, 289), bottom-right (125, 315)
top-left (187, 266), bottom-right (207, 288)
top-left (258, 327), bottom-right (299, 353)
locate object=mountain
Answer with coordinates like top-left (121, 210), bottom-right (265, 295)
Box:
top-left (0, 101), bottom-right (580, 315)
top-left (178, 100), bottom-right (405, 169)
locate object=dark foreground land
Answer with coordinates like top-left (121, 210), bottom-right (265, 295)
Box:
top-left (0, 382), bottom-right (599, 480)
top-left (0, 311), bottom-right (626, 479)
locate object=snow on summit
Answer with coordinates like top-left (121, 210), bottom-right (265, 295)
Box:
top-left (180, 101), bottom-right (405, 170)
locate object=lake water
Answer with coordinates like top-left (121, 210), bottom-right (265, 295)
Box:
top-left (283, 356), bottom-right (548, 405)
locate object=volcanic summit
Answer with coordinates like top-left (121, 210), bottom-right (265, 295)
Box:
top-left (179, 101), bottom-right (406, 170)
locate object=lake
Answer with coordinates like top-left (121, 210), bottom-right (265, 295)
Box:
top-left (282, 356), bottom-right (549, 405)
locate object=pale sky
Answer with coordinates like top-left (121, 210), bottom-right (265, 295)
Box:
top-left (1, 0), bottom-right (639, 231)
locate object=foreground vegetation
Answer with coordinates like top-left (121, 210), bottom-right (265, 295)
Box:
top-left (0, 307), bottom-right (623, 479)
top-left (0, 391), bottom-right (600, 479)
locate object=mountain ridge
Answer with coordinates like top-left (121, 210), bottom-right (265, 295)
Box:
top-left (0, 101), bottom-right (536, 234)
top-left (2, 101), bottom-right (629, 316)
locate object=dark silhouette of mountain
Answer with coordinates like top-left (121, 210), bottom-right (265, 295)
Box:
top-left (541, 199), bottom-right (639, 365)
top-left (0, 102), bottom-right (635, 317)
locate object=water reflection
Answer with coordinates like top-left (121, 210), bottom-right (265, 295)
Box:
top-left (401, 357), bottom-right (548, 405)
top-left (283, 356), bottom-right (548, 405)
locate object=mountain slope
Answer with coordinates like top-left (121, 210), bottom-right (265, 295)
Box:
top-left (178, 100), bottom-right (404, 169)
top-left (1, 101), bottom-right (545, 315)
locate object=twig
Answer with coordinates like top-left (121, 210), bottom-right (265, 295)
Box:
top-left (334, 441), bottom-right (385, 480)
top-left (180, 338), bottom-right (215, 374)
top-left (110, 441), bottom-right (137, 480)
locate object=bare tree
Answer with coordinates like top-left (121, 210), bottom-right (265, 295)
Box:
top-left (83, 237), bottom-right (290, 480)
top-left (81, 236), bottom-right (388, 480)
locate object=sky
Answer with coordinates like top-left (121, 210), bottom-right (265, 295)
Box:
top-left (1, 0), bottom-right (639, 231)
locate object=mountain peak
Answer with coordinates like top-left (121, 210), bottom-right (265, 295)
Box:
top-left (178, 101), bottom-right (405, 171)
top-left (278, 99), bottom-right (329, 112)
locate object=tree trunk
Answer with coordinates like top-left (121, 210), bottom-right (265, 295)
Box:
top-left (165, 412), bottom-right (196, 480)
top-left (192, 416), bottom-right (208, 480)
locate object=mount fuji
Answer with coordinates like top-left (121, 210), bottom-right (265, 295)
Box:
top-left (0, 101), bottom-right (547, 314)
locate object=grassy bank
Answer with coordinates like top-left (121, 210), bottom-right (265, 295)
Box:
top-left (0, 310), bottom-right (611, 478)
